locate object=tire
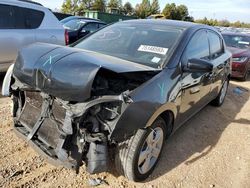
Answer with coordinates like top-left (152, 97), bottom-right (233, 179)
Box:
top-left (115, 117), bottom-right (166, 182)
top-left (211, 78), bottom-right (229, 107)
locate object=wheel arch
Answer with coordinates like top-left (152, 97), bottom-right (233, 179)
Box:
top-left (145, 103), bottom-right (177, 138)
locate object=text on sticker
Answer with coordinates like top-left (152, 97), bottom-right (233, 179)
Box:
top-left (138, 45), bottom-right (168, 55)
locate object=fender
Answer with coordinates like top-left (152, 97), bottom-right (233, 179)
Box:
top-left (2, 64), bottom-right (14, 96)
top-left (145, 102), bottom-right (177, 128)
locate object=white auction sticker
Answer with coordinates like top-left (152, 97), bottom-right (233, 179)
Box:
top-left (138, 45), bottom-right (168, 55)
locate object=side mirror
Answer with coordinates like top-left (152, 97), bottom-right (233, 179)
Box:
top-left (184, 58), bottom-right (213, 73)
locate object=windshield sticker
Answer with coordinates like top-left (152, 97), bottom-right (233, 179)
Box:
top-left (138, 45), bottom-right (168, 55)
top-left (238, 41), bottom-right (250, 45)
top-left (151, 57), bottom-right (161, 64)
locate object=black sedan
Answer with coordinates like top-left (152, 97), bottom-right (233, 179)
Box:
top-left (2, 20), bottom-right (231, 182)
top-left (63, 18), bottom-right (106, 44)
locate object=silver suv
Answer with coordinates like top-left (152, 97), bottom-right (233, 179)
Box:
top-left (0, 0), bottom-right (68, 72)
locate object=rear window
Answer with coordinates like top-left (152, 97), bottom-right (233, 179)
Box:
top-left (0, 4), bottom-right (15, 29)
top-left (63, 19), bottom-right (86, 31)
top-left (0, 4), bottom-right (44, 29)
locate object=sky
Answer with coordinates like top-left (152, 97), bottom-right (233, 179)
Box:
top-left (36, 0), bottom-right (250, 23)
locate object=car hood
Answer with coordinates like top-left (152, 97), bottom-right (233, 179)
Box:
top-left (227, 46), bottom-right (250, 57)
top-left (13, 43), bottom-right (157, 102)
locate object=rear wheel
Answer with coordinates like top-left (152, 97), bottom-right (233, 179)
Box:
top-left (211, 78), bottom-right (229, 107)
top-left (115, 117), bottom-right (166, 182)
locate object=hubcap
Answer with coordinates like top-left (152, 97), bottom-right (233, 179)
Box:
top-left (138, 127), bottom-right (164, 174)
top-left (220, 81), bottom-right (228, 104)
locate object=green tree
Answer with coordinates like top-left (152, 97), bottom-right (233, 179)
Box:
top-left (61, 0), bottom-right (74, 14)
top-left (79, 0), bottom-right (93, 9)
top-left (92, 0), bottom-right (106, 11)
top-left (123, 2), bottom-right (134, 15)
top-left (177, 4), bottom-right (188, 20)
top-left (61, 0), bottom-right (86, 15)
top-left (135, 0), bottom-right (151, 18)
top-left (108, 0), bottom-right (119, 9)
top-left (219, 19), bottom-right (230, 27)
top-left (162, 3), bottom-right (177, 19)
top-left (150, 0), bottom-right (160, 14)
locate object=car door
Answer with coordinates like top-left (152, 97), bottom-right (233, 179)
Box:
top-left (207, 30), bottom-right (228, 97)
top-left (179, 30), bottom-right (214, 123)
top-left (0, 4), bottom-right (36, 71)
top-left (0, 3), bottom-right (17, 71)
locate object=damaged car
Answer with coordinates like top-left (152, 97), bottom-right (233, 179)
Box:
top-left (2, 20), bottom-right (231, 182)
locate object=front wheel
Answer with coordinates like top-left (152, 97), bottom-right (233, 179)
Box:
top-left (211, 78), bottom-right (229, 107)
top-left (115, 117), bottom-right (166, 182)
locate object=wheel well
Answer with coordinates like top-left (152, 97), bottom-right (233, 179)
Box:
top-left (159, 110), bottom-right (174, 138)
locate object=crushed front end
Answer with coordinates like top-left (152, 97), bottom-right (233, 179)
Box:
top-left (11, 79), bottom-right (132, 174)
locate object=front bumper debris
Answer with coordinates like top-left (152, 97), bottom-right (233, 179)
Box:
top-left (13, 90), bottom-right (131, 173)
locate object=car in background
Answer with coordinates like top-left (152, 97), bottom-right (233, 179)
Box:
top-left (60, 16), bottom-right (101, 24)
top-left (3, 20), bottom-right (231, 182)
top-left (147, 14), bottom-right (165, 19)
top-left (222, 32), bottom-right (250, 80)
top-left (0, 0), bottom-right (68, 73)
top-left (63, 18), bottom-right (106, 44)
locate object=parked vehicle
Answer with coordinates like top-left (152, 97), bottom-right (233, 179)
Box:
top-left (147, 14), bottom-right (165, 19)
top-left (60, 16), bottom-right (101, 24)
top-left (222, 32), bottom-right (250, 80)
top-left (0, 0), bottom-right (68, 72)
top-left (63, 18), bottom-right (106, 44)
top-left (2, 20), bottom-right (231, 182)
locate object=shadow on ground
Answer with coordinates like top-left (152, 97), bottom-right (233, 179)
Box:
top-left (144, 78), bottom-right (250, 181)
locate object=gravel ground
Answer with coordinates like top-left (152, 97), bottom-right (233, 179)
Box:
top-left (0, 74), bottom-right (249, 188)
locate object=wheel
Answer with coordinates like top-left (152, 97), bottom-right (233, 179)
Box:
top-left (115, 117), bottom-right (166, 182)
top-left (211, 78), bottom-right (229, 107)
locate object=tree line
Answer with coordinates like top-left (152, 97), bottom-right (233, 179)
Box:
top-left (61, 0), bottom-right (250, 28)
top-left (61, 0), bottom-right (193, 21)
top-left (195, 18), bottom-right (250, 28)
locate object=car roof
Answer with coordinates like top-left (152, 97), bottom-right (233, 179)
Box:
top-left (122, 19), bottom-right (202, 29)
top-left (77, 18), bottom-right (105, 23)
top-left (222, 32), bottom-right (250, 37)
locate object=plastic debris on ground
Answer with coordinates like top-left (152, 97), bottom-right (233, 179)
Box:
top-left (88, 177), bottom-right (109, 186)
top-left (233, 87), bottom-right (249, 95)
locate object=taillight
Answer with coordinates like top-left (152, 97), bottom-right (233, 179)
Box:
top-left (65, 30), bottom-right (69, 45)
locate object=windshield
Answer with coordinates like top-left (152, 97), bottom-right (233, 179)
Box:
top-left (63, 19), bottom-right (86, 31)
top-left (74, 22), bottom-right (183, 68)
top-left (223, 34), bottom-right (250, 49)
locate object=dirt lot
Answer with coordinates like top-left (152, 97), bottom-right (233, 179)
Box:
top-left (0, 74), bottom-right (249, 188)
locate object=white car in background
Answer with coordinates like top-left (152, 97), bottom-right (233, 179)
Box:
top-left (0, 0), bottom-right (68, 72)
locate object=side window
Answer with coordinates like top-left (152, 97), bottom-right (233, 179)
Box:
top-left (182, 30), bottom-right (210, 63)
top-left (208, 31), bottom-right (223, 59)
top-left (83, 23), bottom-right (99, 33)
top-left (15, 6), bottom-right (44, 29)
top-left (0, 4), bottom-right (15, 29)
